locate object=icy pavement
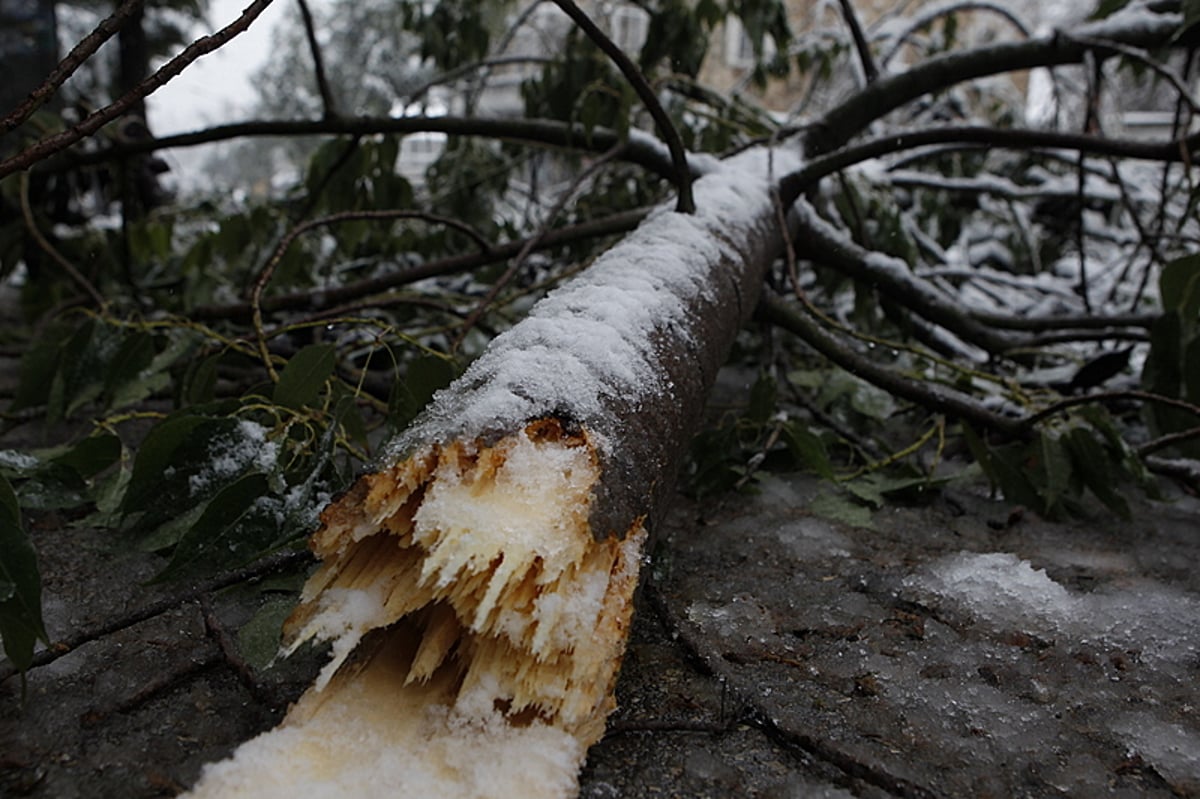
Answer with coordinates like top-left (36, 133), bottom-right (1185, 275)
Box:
top-left (650, 473), bottom-right (1200, 797)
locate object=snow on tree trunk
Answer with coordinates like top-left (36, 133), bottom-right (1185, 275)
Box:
top-left (180, 147), bottom-right (798, 799)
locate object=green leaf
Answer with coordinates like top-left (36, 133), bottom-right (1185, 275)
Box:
top-left (102, 331), bottom-right (157, 401)
top-left (52, 433), bottom-right (121, 479)
top-left (238, 594), bottom-right (297, 670)
top-left (182, 353), bottom-right (222, 406)
top-left (1184, 337), bottom-right (1200, 404)
top-left (157, 472), bottom-right (278, 581)
top-left (120, 413), bottom-right (213, 515)
top-left (781, 422), bottom-right (834, 480)
top-left (746, 373), bottom-right (777, 426)
top-left (1063, 428), bottom-right (1131, 519)
top-left (273, 344), bottom-right (337, 410)
top-left (810, 491), bottom-right (874, 529)
top-left (0, 473), bottom-right (47, 671)
top-left (1039, 431), bottom-right (1071, 509)
top-left (1159, 253), bottom-right (1200, 321)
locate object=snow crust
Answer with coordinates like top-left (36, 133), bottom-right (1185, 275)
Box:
top-left (385, 147), bottom-right (799, 460)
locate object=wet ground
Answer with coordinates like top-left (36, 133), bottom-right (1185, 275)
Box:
top-left (3, 467), bottom-right (1199, 798)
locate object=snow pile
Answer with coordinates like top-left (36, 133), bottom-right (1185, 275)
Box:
top-left (908, 551), bottom-right (1200, 664)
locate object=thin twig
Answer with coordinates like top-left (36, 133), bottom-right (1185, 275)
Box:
top-left (18, 173), bottom-right (106, 308)
top-left (295, 0), bottom-right (338, 119)
top-left (0, 0), bottom-right (277, 179)
top-left (47, 115), bottom-right (689, 183)
top-left (758, 294), bottom-right (1026, 438)
top-left (0, 548), bottom-right (312, 684)
top-left (778, 125), bottom-right (1200, 207)
top-left (250, 209), bottom-right (494, 379)
top-left (0, 0), bottom-right (147, 137)
top-left (838, 0), bottom-right (879, 84)
top-left (195, 207), bottom-right (650, 322)
top-left (200, 595), bottom-right (281, 709)
top-left (451, 143), bottom-right (625, 351)
top-left (1023, 390), bottom-right (1200, 429)
top-left (878, 1), bottom-right (1033, 68)
top-left (549, 0), bottom-right (696, 213)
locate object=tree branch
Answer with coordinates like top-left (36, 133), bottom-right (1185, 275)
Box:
top-left (0, 0), bottom-right (147, 137)
top-left (805, 8), bottom-right (1182, 155)
top-left (548, 0), bottom-right (696, 213)
top-left (838, 0), bottom-right (879, 84)
top-left (0, 0), bottom-right (278, 179)
top-left (295, 0), bottom-right (338, 119)
top-left (45, 115), bottom-right (695, 183)
top-left (791, 200), bottom-right (1027, 356)
top-left (192, 207), bottom-right (651, 322)
top-left (780, 124), bottom-right (1200, 206)
top-left (758, 293), bottom-right (1025, 437)
top-left (878, 1), bottom-right (1033, 69)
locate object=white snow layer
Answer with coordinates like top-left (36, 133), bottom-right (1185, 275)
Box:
top-left (385, 146), bottom-right (799, 460)
top-left (909, 552), bottom-right (1200, 664)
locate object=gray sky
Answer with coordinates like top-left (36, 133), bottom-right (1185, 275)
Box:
top-left (148, 0), bottom-right (293, 135)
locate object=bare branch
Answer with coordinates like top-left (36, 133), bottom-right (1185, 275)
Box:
top-left (0, 0), bottom-right (147, 137)
top-left (779, 125), bottom-right (1200, 206)
top-left (838, 0), bottom-right (879, 84)
top-left (548, 0), bottom-right (696, 213)
top-left (806, 9), bottom-right (1182, 155)
top-left (295, 0), bottom-right (338, 119)
top-left (193, 207), bottom-right (651, 322)
top-left (0, 0), bottom-right (277, 180)
top-left (877, 1), bottom-right (1033, 69)
top-left (758, 293), bottom-right (1025, 437)
top-left (46, 115), bottom-right (695, 184)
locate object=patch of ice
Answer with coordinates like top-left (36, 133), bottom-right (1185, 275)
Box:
top-left (1112, 712), bottom-right (1200, 788)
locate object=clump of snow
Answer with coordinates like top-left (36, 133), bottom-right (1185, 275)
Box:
top-left (188, 418), bottom-right (278, 496)
top-left (908, 551), bottom-right (1200, 664)
top-left (286, 584), bottom-right (389, 691)
top-left (384, 147), bottom-right (800, 461)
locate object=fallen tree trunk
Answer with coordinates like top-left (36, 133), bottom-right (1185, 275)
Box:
top-left (180, 147), bottom-right (795, 799)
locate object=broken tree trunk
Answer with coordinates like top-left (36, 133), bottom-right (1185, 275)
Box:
top-left (180, 147), bottom-right (795, 799)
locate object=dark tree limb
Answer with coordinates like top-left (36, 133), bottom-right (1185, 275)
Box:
top-left (43, 115), bottom-right (696, 184)
top-left (548, 0), bottom-right (696, 213)
top-left (192, 207), bottom-right (652, 322)
top-left (780, 125), bottom-right (1200, 206)
top-left (804, 9), bottom-right (1182, 155)
top-left (758, 293), bottom-right (1026, 438)
top-left (838, 0), bottom-right (879, 84)
top-left (791, 201), bottom-right (1027, 356)
top-left (878, 1), bottom-right (1033, 69)
top-left (295, 0), bottom-right (338, 119)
